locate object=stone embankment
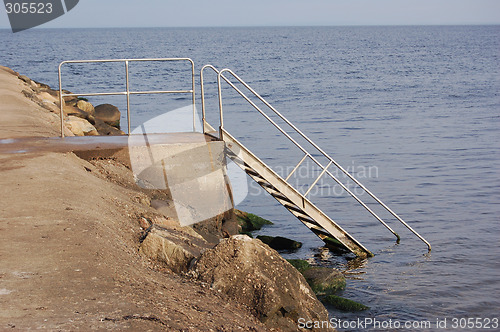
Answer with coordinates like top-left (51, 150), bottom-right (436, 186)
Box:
top-left (0, 65), bottom-right (341, 331)
top-left (16, 71), bottom-right (124, 137)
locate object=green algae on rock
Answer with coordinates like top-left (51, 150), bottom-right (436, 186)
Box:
top-left (286, 259), bottom-right (311, 273)
top-left (235, 209), bottom-right (273, 233)
top-left (322, 295), bottom-right (370, 312)
top-left (302, 267), bottom-right (346, 295)
top-left (256, 235), bottom-right (302, 251)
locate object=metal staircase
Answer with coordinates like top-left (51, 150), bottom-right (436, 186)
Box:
top-left (57, 57), bottom-right (431, 258)
top-left (223, 130), bottom-right (373, 257)
top-left (201, 64), bottom-right (431, 258)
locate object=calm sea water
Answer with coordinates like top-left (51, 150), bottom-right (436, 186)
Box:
top-left (1, 26), bottom-right (499, 330)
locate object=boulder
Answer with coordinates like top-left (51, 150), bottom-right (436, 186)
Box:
top-left (94, 104), bottom-right (121, 128)
top-left (221, 216), bottom-right (239, 238)
top-left (235, 209), bottom-right (273, 233)
top-left (193, 235), bottom-right (332, 331)
top-left (64, 105), bottom-right (89, 119)
top-left (38, 91), bottom-right (59, 105)
top-left (76, 99), bottom-right (95, 116)
top-left (322, 295), bottom-right (369, 312)
top-left (287, 259), bottom-right (311, 273)
top-left (257, 235), bottom-right (302, 251)
top-left (18, 74), bottom-right (31, 84)
top-left (34, 81), bottom-right (53, 92)
top-left (63, 95), bottom-right (78, 104)
top-left (139, 225), bottom-right (212, 273)
top-left (64, 116), bottom-right (98, 136)
top-left (93, 118), bottom-right (125, 136)
top-left (302, 267), bottom-right (346, 296)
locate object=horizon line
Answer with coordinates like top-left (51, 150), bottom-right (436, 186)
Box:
top-left (1, 22), bottom-right (499, 30)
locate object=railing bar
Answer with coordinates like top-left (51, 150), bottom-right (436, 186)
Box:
top-left (285, 153), bottom-right (309, 181)
top-left (222, 127), bottom-right (373, 256)
top-left (190, 59), bottom-right (196, 132)
top-left (200, 64), bottom-right (221, 134)
top-left (125, 60), bottom-right (131, 135)
top-left (217, 72), bottom-right (224, 136)
top-left (61, 92), bottom-right (128, 97)
top-left (58, 57), bottom-right (195, 138)
top-left (219, 70), bottom-right (401, 242)
top-left (219, 69), bottom-right (433, 249)
top-left (58, 62), bottom-right (64, 138)
top-left (323, 168), bottom-right (401, 241)
top-left (219, 73), bottom-right (311, 161)
top-left (326, 160), bottom-right (430, 249)
top-left (61, 90), bottom-right (193, 98)
top-left (304, 161), bottom-right (332, 197)
top-left (130, 90), bottom-right (193, 95)
top-left (59, 58), bottom-right (195, 65)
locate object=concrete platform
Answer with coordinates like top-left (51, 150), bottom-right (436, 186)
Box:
top-left (0, 132), bottom-right (233, 227)
top-left (0, 132), bottom-right (217, 155)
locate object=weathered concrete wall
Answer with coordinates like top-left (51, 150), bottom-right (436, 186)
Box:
top-left (128, 134), bottom-right (233, 227)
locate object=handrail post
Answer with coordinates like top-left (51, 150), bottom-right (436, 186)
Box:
top-left (58, 61), bottom-right (65, 138)
top-left (189, 59), bottom-right (196, 132)
top-left (200, 67), bottom-right (206, 134)
top-left (217, 70), bottom-right (225, 138)
top-left (200, 64), bottom-right (221, 134)
top-left (125, 60), bottom-right (131, 135)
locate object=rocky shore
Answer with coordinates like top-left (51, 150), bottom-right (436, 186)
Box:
top-left (0, 65), bottom-right (350, 331)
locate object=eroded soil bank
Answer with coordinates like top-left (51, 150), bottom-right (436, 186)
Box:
top-left (0, 66), bottom-right (333, 331)
top-left (0, 65), bottom-right (270, 330)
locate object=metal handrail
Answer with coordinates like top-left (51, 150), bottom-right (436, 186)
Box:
top-left (200, 64), bottom-right (221, 135)
top-left (211, 67), bottom-right (431, 251)
top-left (58, 58), bottom-right (196, 137)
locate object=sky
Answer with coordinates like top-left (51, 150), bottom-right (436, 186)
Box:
top-left (1, 0), bottom-right (500, 29)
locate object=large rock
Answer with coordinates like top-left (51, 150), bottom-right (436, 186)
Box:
top-left (64, 116), bottom-right (98, 136)
top-left (139, 225), bottom-right (212, 273)
top-left (93, 118), bottom-right (125, 136)
top-left (38, 91), bottom-right (59, 105)
top-left (94, 104), bottom-right (121, 128)
top-left (257, 235), bottom-right (302, 251)
top-left (322, 295), bottom-right (369, 312)
top-left (302, 267), bottom-right (346, 296)
top-left (192, 235), bottom-right (332, 331)
top-left (76, 99), bottom-right (95, 116)
top-left (235, 209), bottom-right (273, 233)
top-left (64, 105), bottom-right (89, 119)
top-left (18, 74), bottom-right (32, 84)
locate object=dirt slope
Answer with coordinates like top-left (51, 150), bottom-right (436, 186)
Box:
top-left (0, 65), bottom-right (268, 331)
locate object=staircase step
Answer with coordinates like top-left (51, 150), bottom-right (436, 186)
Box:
top-left (283, 203), bottom-right (307, 214)
top-left (245, 168), bottom-right (262, 178)
top-left (257, 181), bottom-right (275, 190)
top-left (271, 192), bottom-right (293, 203)
top-left (221, 129), bottom-right (373, 258)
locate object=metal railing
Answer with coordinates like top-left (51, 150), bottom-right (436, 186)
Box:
top-left (58, 58), bottom-right (196, 137)
top-left (201, 65), bottom-right (431, 252)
